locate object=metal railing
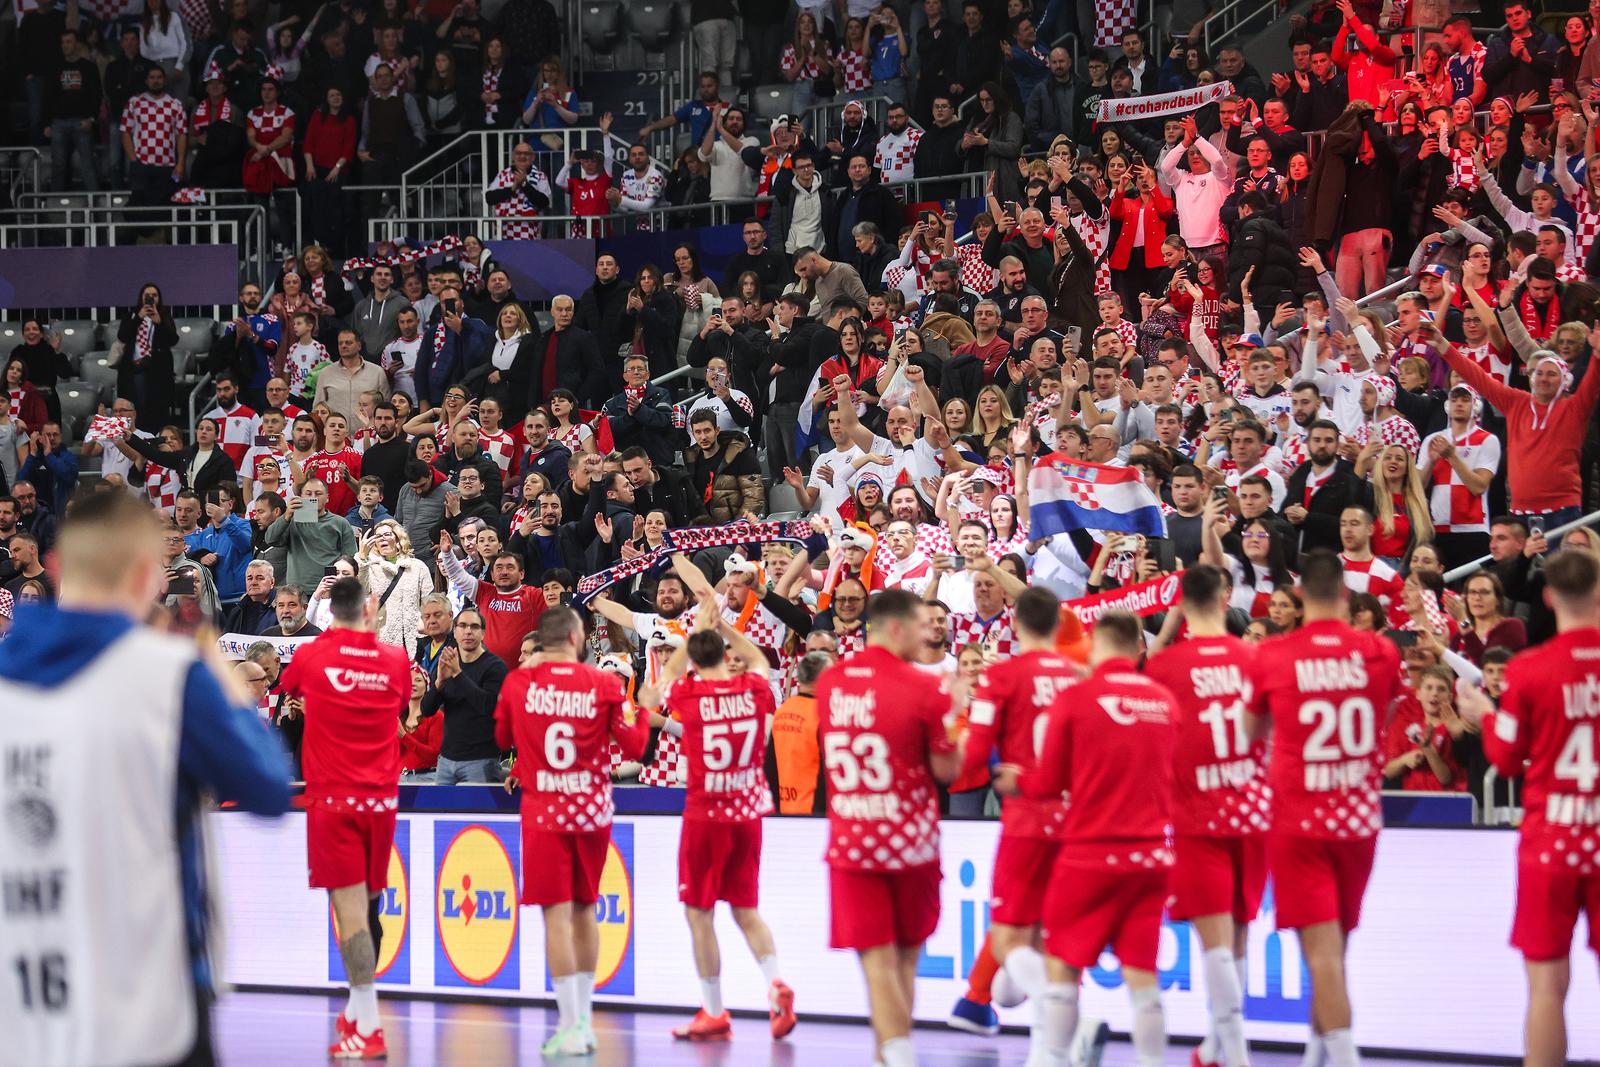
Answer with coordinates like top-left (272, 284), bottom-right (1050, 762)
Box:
top-left (1481, 768), bottom-right (1522, 828)
top-left (1, 147), bottom-right (44, 206)
top-left (1199, 0), bottom-right (1286, 54)
top-left (0, 202), bottom-right (270, 285)
top-left (1443, 509), bottom-right (1600, 585)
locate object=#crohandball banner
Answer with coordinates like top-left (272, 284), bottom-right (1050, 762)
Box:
top-left (1066, 570), bottom-right (1183, 626)
top-left (1097, 80), bottom-right (1235, 124)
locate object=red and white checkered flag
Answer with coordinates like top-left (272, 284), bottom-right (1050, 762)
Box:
top-left (171, 187), bottom-right (208, 205)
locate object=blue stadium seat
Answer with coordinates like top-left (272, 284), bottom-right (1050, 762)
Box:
top-left (627, 2), bottom-right (677, 52)
top-left (581, 1), bottom-right (624, 55)
top-left (750, 84), bottom-right (796, 123)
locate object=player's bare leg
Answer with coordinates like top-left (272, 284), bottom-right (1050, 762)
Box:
top-left (673, 906), bottom-right (734, 1041)
top-left (1523, 957), bottom-right (1570, 1067)
top-left (1297, 920), bottom-right (1358, 1067)
top-left (1190, 913), bottom-right (1249, 1067)
top-left (329, 883), bottom-right (386, 1059)
top-left (858, 944), bottom-right (918, 1066)
top-left (732, 906), bottom-right (796, 1037)
top-left (540, 901), bottom-right (599, 1055)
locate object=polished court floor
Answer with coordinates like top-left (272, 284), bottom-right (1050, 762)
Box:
top-left (212, 991), bottom-right (1473, 1066)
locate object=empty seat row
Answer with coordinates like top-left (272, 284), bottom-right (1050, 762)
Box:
top-left (581, 0), bottom-right (689, 55)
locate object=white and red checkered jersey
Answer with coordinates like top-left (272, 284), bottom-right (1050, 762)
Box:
top-left (1095, 0), bottom-right (1139, 45)
top-left (1457, 340), bottom-right (1516, 385)
top-left (617, 164), bottom-right (667, 211)
top-left (636, 726), bottom-right (688, 786)
top-left (1445, 147), bottom-right (1478, 191)
top-left (144, 460), bottom-right (181, 513)
top-left (121, 92), bottom-right (188, 168)
top-left (667, 672), bottom-right (777, 821)
top-left (1069, 208), bottom-right (1112, 294)
top-left (1236, 384), bottom-right (1293, 432)
top-left (1352, 411), bottom-right (1422, 454)
top-left (873, 126), bottom-right (922, 184)
top-left (838, 48), bottom-right (872, 94)
top-left (1570, 185), bottom-right (1600, 264)
top-left (279, 401), bottom-right (307, 422)
top-left (281, 340), bottom-right (329, 397)
top-left (202, 401), bottom-right (258, 469)
top-left (949, 606), bottom-right (1018, 660)
top-left (1278, 424), bottom-right (1309, 470)
top-left (240, 444), bottom-right (292, 492)
top-left (957, 242), bottom-right (997, 293)
top-left (1418, 425), bottom-right (1501, 534)
top-left (478, 427), bottom-right (516, 472)
top-left (1226, 462), bottom-right (1287, 510)
top-left (246, 103), bottom-right (294, 150)
top-left (487, 165), bottom-right (552, 241)
top-left (1340, 553), bottom-right (1404, 605)
top-left (780, 42), bottom-right (831, 81)
top-left (1556, 258), bottom-right (1587, 282)
top-left (816, 645), bottom-right (954, 871)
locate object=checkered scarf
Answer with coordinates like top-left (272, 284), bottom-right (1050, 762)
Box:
top-left (134, 316), bottom-right (155, 364)
top-left (340, 236), bottom-right (464, 278)
top-left (574, 519), bottom-right (815, 603)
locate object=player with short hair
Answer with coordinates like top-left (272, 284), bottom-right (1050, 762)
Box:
top-left (817, 587), bottom-right (961, 1067)
top-left (279, 576), bottom-right (412, 1059)
top-left (493, 606), bottom-right (649, 1057)
top-left (1144, 565), bottom-right (1266, 1067)
top-left (947, 588), bottom-right (1082, 1039)
top-left (637, 588), bottom-right (797, 1042)
top-left (1248, 550), bottom-right (1403, 1067)
top-left (995, 610), bottom-right (1178, 1067)
top-left (1464, 549), bottom-right (1600, 1067)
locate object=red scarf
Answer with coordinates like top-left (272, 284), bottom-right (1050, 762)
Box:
top-left (135, 316), bottom-right (154, 364)
top-left (433, 319), bottom-right (447, 358)
top-left (1519, 288), bottom-right (1560, 342)
top-left (308, 272), bottom-right (326, 308)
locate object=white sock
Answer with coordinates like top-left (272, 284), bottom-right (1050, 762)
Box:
top-left (758, 954), bottom-right (782, 984)
top-left (576, 971), bottom-right (595, 1020)
top-left (554, 974), bottom-right (579, 1031)
top-left (880, 1035), bottom-right (917, 1067)
top-left (1030, 981), bottom-right (1078, 1063)
top-left (700, 976), bottom-right (725, 1017)
top-left (341, 988), bottom-right (356, 1022)
top-left (1005, 945), bottom-right (1049, 999)
top-left (1203, 947), bottom-right (1248, 1067)
top-left (1235, 954), bottom-right (1247, 1000)
top-left (1129, 984), bottom-right (1166, 1067)
top-left (1323, 1028), bottom-right (1361, 1067)
top-left (349, 984), bottom-right (380, 1035)
top-left (1300, 1032), bottom-right (1326, 1067)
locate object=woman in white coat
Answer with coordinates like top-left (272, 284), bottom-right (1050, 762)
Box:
top-left (358, 518), bottom-right (434, 656)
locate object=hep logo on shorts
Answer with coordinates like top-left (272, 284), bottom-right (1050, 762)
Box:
top-left (328, 821), bottom-right (410, 984)
top-left (435, 822), bottom-right (521, 989)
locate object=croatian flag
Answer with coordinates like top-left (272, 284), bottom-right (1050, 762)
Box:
top-left (793, 366), bottom-right (828, 457)
top-left (1028, 454), bottom-right (1168, 539)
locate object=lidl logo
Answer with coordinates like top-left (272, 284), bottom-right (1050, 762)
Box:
top-left (435, 821), bottom-right (521, 990)
top-left (1242, 879), bottom-right (1311, 1024)
top-left (328, 820), bottom-right (410, 984)
top-left (545, 822), bottom-right (636, 996)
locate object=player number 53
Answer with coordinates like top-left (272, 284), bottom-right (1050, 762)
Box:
top-left (823, 732), bottom-right (891, 792)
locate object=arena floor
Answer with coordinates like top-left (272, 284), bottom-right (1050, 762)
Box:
top-left (213, 991), bottom-right (1465, 1065)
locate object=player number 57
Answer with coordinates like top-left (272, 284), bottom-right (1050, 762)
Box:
top-left (823, 732), bottom-right (891, 792)
top-left (703, 720), bottom-right (759, 771)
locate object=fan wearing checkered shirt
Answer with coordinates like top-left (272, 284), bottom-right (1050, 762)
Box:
top-left (120, 65), bottom-right (187, 208)
top-left (1337, 506), bottom-right (1404, 606)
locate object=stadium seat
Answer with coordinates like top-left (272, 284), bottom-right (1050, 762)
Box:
top-left (95, 321), bottom-right (119, 349)
top-left (55, 320), bottom-right (98, 358)
top-left (533, 310), bottom-right (554, 333)
top-left (80, 355), bottom-right (119, 404)
top-left (57, 386), bottom-right (99, 445)
top-left (627, 2), bottom-right (677, 52)
top-left (734, 41), bottom-right (753, 85)
top-left (175, 318), bottom-right (215, 354)
top-left (581, 1), bottom-right (624, 55)
top-left (750, 84), bottom-right (796, 123)
top-left (767, 482), bottom-right (803, 515)
top-left (0, 323), bottom-right (20, 360)
top-left (172, 349), bottom-right (197, 380)
top-left (59, 349), bottom-right (85, 377)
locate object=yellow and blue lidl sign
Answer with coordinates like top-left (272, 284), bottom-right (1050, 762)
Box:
top-left (435, 821), bottom-right (521, 990)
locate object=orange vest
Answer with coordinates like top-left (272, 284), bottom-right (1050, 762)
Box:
top-left (771, 692), bottom-right (821, 814)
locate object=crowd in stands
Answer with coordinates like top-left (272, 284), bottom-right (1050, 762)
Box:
top-left (4, 0), bottom-right (1600, 811)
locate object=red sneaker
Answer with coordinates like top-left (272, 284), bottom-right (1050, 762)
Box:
top-left (334, 1014), bottom-right (355, 1040)
top-left (1191, 1047), bottom-right (1221, 1067)
top-left (670, 1009), bottom-right (733, 1041)
top-left (769, 980), bottom-right (797, 1039)
top-left (329, 1027), bottom-right (388, 1059)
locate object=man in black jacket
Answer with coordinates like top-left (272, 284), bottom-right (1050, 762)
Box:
top-left (601, 356), bottom-right (678, 468)
top-left (687, 296), bottom-right (769, 428)
top-left (573, 253), bottom-right (632, 402)
top-left (1227, 191), bottom-right (1299, 315)
top-left (842, 222), bottom-right (895, 292)
top-left (531, 294), bottom-right (600, 410)
top-left (360, 402), bottom-right (410, 513)
top-left (434, 421), bottom-right (504, 505)
top-left (722, 218), bottom-right (790, 300)
top-left (221, 559), bottom-right (279, 635)
top-left (759, 294), bottom-right (823, 477)
top-left (421, 605), bottom-right (509, 785)
top-left (913, 95), bottom-right (967, 198)
top-left (621, 446), bottom-right (707, 528)
top-left (1282, 420), bottom-right (1373, 555)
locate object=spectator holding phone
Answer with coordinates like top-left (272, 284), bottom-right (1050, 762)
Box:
top-left (262, 477), bottom-right (360, 590)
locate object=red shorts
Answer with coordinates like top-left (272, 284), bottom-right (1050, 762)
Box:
top-left (1042, 865), bottom-right (1168, 972)
top-left (1268, 833), bottom-right (1376, 933)
top-left (829, 865), bottom-right (941, 951)
top-left (1168, 834), bottom-right (1268, 925)
top-left (678, 819), bottom-right (762, 909)
top-left (1512, 861), bottom-right (1600, 962)
top-left (521, 828), bottom-right (610, 907)
top-left (306, 808), bottom-right (395, 891)
top-left (989, 833), bottom-right (1062, 927)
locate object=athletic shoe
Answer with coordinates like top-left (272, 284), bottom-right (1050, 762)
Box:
top-left (1070, 1018), bottom-right (1110, 1067)
top-left (1191, 1049), bottom-right (1221, 1067)
top-left (670, 1009), bottom-right (733, 1041)
top-left (334, 1014), bottom-right (355, 1040)
top-left (539, 1025), bottom-right (591, 1057)
top-left (328, 1027), bottom-right (387, 1059)
top-left (769, 979), bottom-right (797, 1039)
top-left (578, 1017), bottom-right (597, 1053)
top-left (948, 995), bottom-right (1000, 1036)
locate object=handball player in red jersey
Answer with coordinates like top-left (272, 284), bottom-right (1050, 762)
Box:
top-left (493, 607), bottom-right (649, 1057)
top-left (995, 610), bottom-right (1177, 1067)
top-left (951, 589), bottom-right (1080, 1021)
top-left (816, 588), bottom-right (961, 1067)
top-left (635, 587), bottom-right (797, 1043)
top-left (278, 577), bottom-right (411, 1059)
top-left (1248, 550), bottom-right (1402, 1067)
top-left (1144, 565), bottom-right (1267, 1067)
top-left (1461, 549), bottom-right (1600, 1067)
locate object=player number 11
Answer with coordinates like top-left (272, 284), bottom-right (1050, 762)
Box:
top-left (1197, 699), bottom-right (1249, 759)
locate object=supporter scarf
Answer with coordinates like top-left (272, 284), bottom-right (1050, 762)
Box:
top-left (432, 319), bottom-right (448, 359)
top-left (1519, 289), bottom-right (1560, 342)
top-left (483, 66), bottom-right (501, 124)
top-left (308, 272), bottom-right (326, 308)
top-left (195, 96), bottom-right (233, 130)
top-left (575, 519), bottom-right (816, 603)
top-left (341, 235), bottom-right (463, 278)
top-left (135, 315), bottom-right (154, 364)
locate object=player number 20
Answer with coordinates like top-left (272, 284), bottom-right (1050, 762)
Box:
top-left (14, 953), bottom-right (67, 1011)
top-left (1299, 697), bottom-right (1375, 762)
top-left (703, 720), bottom-right (759, 771)
top-left (545, 722), bottom-right (577, 770)
top-left (823, 732), bottom-right (892, 792)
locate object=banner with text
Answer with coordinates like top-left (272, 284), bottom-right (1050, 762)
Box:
top-left (1098, 80), bottom-right (1235, 124)
top-left (1066, 570), bottom-right (1183, 626)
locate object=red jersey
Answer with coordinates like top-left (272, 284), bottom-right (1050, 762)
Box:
top-left (668, 672), bottom-right (777, 822)
top-left (1251, 619), bottom-right (1403, 840)
top-left (1383, 694), bottom-right (1463, 791)
top-left (817, 645), bottom-right (954, 872)
top-left (1145, 635), bottom-right (1271, 837)
top-left (493, 660), bottom-right (648, 832)
top-left (1485, 628), bottom-right (1600, 873)
top-left (964, 649), bottom-right (1079, 839)
top-left (302, 447), bottom-right (362, 515)
top-left (280, 627), bottom-right (410, 807)
top-left (473, 581), bottom-right (548, 666)
top-left (1021, 657), bottom-right (1177, 868)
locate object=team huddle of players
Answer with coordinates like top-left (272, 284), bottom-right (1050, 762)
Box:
top-left (282, 545), bottom-right (1600, 1067)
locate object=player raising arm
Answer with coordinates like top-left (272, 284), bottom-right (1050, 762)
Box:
top-left (1459, 549), bottom-right (1600, 1067)
top-left (994, 610), bottom-right (1179, 1067)
top-left (637, 591), bottom-right (798, 1043)
top-left (1144, 565), bottom-right (1266, 1067)
top-left (1248, 550), bottom-right (1403, 1067)
top-left (816, 588), bottom-right (961, 1067)
top-left (494, 607), bottom-right (650, 1057)
top-left (279, 576), bottom-right (413, 1060)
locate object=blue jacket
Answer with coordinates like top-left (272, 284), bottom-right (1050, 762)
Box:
top-left (0, 604), bottom-right (291, 992)
top-left (344, 502), bottom-right (394, 535)
top-left (17, 444), bottom-right (80, 516)
top-left (185, 515), bottom-right (255, 600)
top-left (416, 313), bottom-right (492, 407)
